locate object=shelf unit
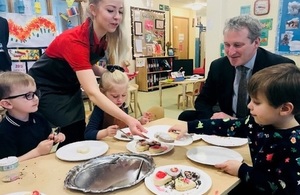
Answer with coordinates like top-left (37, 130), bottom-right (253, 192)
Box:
top-left (136, 56), bottom-right (177, 91)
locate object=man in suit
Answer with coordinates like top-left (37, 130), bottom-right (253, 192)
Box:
top-left (0, 16), bottom-right (12, 71)
top-left (178, 15), bottom-right (295, 121)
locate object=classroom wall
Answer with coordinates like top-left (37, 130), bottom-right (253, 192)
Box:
top-left (205, 0), bottom-right (299, 75)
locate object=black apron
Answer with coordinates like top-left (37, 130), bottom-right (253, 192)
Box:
top-left (29, 19), bottom-right (105, 127)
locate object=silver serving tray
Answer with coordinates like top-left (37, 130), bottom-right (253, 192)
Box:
top-left (64, 153), bottom-right (155, 193)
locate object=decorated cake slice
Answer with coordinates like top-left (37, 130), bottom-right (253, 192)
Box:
top-left (135, 139), bottom-right (150, 152)
top-left (153, 171), bottom-right (172, 186)
top-left (175, 177), bottom-right (196, 191)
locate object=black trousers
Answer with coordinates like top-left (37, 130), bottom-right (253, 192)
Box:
top-left (57, 119), bottom-right (86, 148)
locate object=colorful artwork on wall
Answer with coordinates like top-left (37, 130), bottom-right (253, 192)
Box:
top-left (276, 0), bottom-right (300, 54)
top-left (0, 13), bottom-right (56, 48)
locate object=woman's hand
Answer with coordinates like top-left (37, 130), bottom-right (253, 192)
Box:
top-left (214, 160), bottom-right (242, 176)
top-left (127, 116), bottom-right (147, 136)
top-left (168, 124), bottom-right (188, 139)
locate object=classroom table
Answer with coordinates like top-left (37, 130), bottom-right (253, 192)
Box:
top-left (1, 118), bottom-right (252, 195)
top-left (159, 78), bottom-right (206, 110)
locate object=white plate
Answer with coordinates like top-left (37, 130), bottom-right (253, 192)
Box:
top-left (201, 135), bottom-right (248, 147)
top-left (114, 127), bottom-right (144, 141)
top-left (4, 192), bottom-right (45, 195)
top-left (56, 140), bottom-right (109, 161)
top-left (145, 125), bottom-right (193, 146)
top-left (191, 134), bottom-right (202, 142)
top-left (126, 140), bottom-right (174, 156)
top-left (186, 146), bottom-right (243, 165)
top-left (144, 164), bottom-right (212, 195)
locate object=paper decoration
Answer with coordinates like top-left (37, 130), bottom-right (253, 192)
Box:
top-left (2, 13), bottom-right (56, 47)
top-left (136, 58), bottom-right (146, 67)
top-left (34, 0), bottom-right (41, 14)
top-left (17, 0), bottom-right (25, 14)
top-left (0, 0), bottom-right (6, 12)
top-left (12, 62), bottom-right (27, 73)
top-left (8, 49), bottom-right (40, 60)
top-left (66, 6), bottom-right (78, 17)
top-left (66, 0), bottom-right (75, 8)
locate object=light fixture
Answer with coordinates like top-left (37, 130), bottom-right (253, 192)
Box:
top-left (185, 0), bottom-right (207, 11)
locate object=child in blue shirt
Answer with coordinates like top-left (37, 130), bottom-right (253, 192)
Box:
top-left (85, 66), bottom-right (150, 140)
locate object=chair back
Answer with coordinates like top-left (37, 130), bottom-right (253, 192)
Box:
top-left (146, 106), bottom-right (164, 121)
top-left (193, 80), bottom-right (202, 96)
top-left (130, 83), bottom-right (139, 90)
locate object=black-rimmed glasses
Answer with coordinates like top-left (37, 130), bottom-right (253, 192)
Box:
top-left (106, 65), bottom-right (125, 73)
top-left (4, 90), bottom-right (41, 100)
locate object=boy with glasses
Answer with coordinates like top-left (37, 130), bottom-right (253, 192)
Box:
top-left (0, 72), bottom-right (65, 161)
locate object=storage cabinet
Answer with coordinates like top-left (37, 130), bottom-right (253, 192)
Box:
top-left (136, 56), bottom-right (176, 91)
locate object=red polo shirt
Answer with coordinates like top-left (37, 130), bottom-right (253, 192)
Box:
top-left (46, 18), bottom-right (107, 71)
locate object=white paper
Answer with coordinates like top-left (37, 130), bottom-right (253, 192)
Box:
top-left (12, 62), bottom-right (27, 73)
top-left (24, 0), bottom-right (33, 15)
top-left (27, 61), bottom-right (35, 71)
top-left (136, 58), bottom-right (146, 67)
top-left (135, 39), bottom-right (143, 53)
top-left (179, 33), bottom-right (184, 41)
top-left (134, 10), bottom-right (141, 21)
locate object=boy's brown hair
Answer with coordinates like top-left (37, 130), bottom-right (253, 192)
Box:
top-left (248, 63), bottom-right (300, 115)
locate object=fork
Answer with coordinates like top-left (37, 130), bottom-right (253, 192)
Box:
top-left (119, 129), bottom-right (134, 140)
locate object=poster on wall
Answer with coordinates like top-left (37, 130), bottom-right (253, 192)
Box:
top-left (276, 0), bottom-right (300, 54)
top-left (0, 13), bottom-right (56, 48)
top-left (11, 62), bottom-right (27, 73)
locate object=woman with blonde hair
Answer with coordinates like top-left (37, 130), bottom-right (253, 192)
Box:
top-left (29, 0), bottom-right (146, 147)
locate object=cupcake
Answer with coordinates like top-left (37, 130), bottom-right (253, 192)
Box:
top-left (165, 167), bottom-right (181, 177)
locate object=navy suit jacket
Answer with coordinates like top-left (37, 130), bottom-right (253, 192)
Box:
top-left (194, 47), bottom-right (295, 119)
top-left (0, 16), bottom-right (12, 71)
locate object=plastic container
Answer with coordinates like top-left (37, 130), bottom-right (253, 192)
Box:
top-left (0, 156), bottom-right (20, 182)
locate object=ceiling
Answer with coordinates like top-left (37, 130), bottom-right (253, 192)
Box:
top-left (169, 0), bottom-right (207, 16)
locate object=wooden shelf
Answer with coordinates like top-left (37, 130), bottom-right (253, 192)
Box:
top-left (135, 56), bottom-right (177, 92)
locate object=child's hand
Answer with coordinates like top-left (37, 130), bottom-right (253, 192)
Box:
top-left (214, 160), bottom-right (242, 176)
top-left (36, 139), bottom-right (54, 155)
top-left (50, 133), bottom-right (66, 143)
top-left (106, 125), bottom-right (118, 137)
top-left (140, 112), bottom-right (151, 125)
top-left (168, 124), bottom-right (188, 139)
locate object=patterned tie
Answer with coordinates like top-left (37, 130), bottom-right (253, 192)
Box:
top-left (236, 66), bottom-right (248, 118)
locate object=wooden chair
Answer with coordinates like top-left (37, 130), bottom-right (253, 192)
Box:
top-left (81, 88), bottom-right (93, 111)
top-left (146, 106), bottom-right (164, 121)
top-left (129, 84), bottom-right (142, 117)
top-left (177, 80), bottom-right (203, 109)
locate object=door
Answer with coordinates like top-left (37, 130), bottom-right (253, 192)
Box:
top-left (173, 17), bottom-right (189, 59)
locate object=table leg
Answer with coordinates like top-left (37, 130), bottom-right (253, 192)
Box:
top-left (182, 84), bottom-right (187, 110)
top-left (159, 81), bottom-right (162, 106)
top-left (134, 90), bottom-right (138, 118)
